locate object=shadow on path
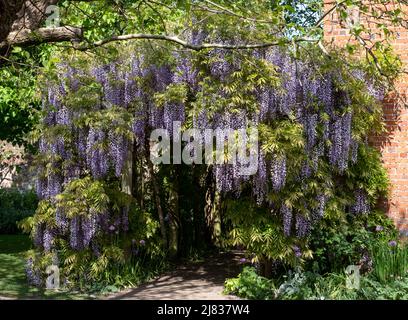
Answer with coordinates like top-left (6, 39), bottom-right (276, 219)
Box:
top-left (106, 250), bottom-right (245, 300)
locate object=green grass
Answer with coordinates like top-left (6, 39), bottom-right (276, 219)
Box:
top-left (0, 234), bottom-right (92, 299)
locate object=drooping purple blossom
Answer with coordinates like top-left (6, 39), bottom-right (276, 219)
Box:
top-left (305, 114), bottom-right (318, 152)
top-left (35, 178), bottom-right (47, 199)
top-left (56, 207), bottom-right (69, 231)
top-left (43, 229), bottom-right (53, 252)
top-left (209, 49), bottom-right (232, 80)
top-left (56, 106), bottom-right (70, 126)
top-left (47, 173), bottom-right (62, 198)
top-left (82, 213), bottom-right (97, 247)
top-left (313, 194), bottom-right (327, 222)
top-left (26, 258), bottom-right (42, 287)
top-left (253, 150), bottom-right (267, 204)
top-left (270, 155), bottom-right (286, 192)
top-left (108, 131), bottom-right (128, 177)
top-left (293, 245), bottom-right (302, 258)
top-left (87, 128), bottom-right (109, 179)
top-left (351, 139), bottom-right (359, 163)
top-left (70, 217), bottom-right (82, 250)
top-left (295, 214), bottom-right (310, 238)
top-left (350, 189), bottom-right (370, 214)
top-left (281, 204), bottom-right (292, 237)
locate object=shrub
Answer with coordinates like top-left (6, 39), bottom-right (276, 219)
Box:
top-left (224, 267), bottom-right (276, 300)
top-left (225, 268), bottom-right (408, 300)
top-left (308, 210), bottom-right (398, 274)
top-left (0, 188), bottom-right (37, 234)
top-left (370, 241), bottom-right (408, 283)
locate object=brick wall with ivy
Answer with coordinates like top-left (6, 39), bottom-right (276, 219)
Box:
top-left (324, 1), bottom-right (408, 230)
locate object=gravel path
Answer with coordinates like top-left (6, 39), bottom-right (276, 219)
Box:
top-left (106, 251), bottom-right (244, 300)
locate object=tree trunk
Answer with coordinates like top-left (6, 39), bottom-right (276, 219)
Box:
top-left (0, 0), bottom-right (25, 43)
top-left (168, 165), bottom-right (180, 258)
top-left (121, 141), bottom-right (133, 196)
top-left (145, 142), bottom-right (167, 249)
top-left (192, 165), bottom-right (204, 249)
top-left (204, 167), bottom-right (222, 247)
top-left (260, 258), bottom-right (273, 278)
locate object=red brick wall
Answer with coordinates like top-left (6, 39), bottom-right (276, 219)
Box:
top-left (323, 1), bottom-right (408, 230)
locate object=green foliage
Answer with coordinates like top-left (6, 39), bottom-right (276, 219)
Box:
top-left (0, 188), bottom-right (38, 234)
top-left (346, 145), bottom-right (390, 201)
top-left (370, 241), bottom-right (408, 284)
top-left (21, 175), bottom-right (166, 291)
top-left (225, 198), bottom-right (312, 266)
top-left (278, 271), bottom-right (408, 300)
top-left (309, 211), bottom-right (397, 274)
top-left (224, 266), bottom-right (276, 300)
top-left (56, 177), bottom-right (110, 219)
top-left (0, 44), bottom-right (53, 145)
top-left (225, 268), bottom-right (408, 300)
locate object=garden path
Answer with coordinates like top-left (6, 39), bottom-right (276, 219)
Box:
top-left (106, 250), bottom-right (244, 300)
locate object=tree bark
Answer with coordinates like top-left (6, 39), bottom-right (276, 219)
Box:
top-left (145, 141), bottom-right (167, 249)
top-left (204, 167), bottom-right (222, 246)
top-left (0, 0), bottom-right (26, 43)
top-left (0, 26), bottom-right (82, 49)
top-left (261, 258), bottom-right (273, 278)
top-left (121, 140), bottom-right (133, 196)
top-left (168, 165), bottom-right (180, 258)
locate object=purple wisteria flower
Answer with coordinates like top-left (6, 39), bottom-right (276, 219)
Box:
top-left (281, 204), bottom-right (292, 237)
top-left (26, 258), bottom-right (41, 287)
top-left (295, 214), bottom-right (311, 238)
top-left (43, 229), bottom-right (53, 252)
top-left (70, 217), bottom-right (82, 250)
top-left (293, 245), bottom-right (302, 258)
top-left (375, 225), bottom-right (384, 232)
top-left (350, 189), bottom-right (370, 214)
top-left (389, 240), bottom-right (397, 247)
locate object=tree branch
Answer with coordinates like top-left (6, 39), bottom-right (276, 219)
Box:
top-left (78, 33), bottom-right (317, 51)
top-left (0, 26), bottom-right (82, 48)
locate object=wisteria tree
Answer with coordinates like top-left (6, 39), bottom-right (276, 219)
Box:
top-left (8, 0), bottom-right (401, 287)
top-left (20, 31), bottom-right (392, 285)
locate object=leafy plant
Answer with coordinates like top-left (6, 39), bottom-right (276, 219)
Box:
top-left (0, 188), bottom-right (38, 234)
top-left (224, 267), bottom-right (276, 300)
top-left (370, 241), bottom-right (408, 284)
top-left (309, 211), bottom-right (397, 274)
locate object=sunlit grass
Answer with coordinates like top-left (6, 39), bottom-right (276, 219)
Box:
top-left (0, 234), bottom-right (92, 299)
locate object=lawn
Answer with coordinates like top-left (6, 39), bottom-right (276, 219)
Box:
top-left (0, 234), bottom-right (92, 299)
